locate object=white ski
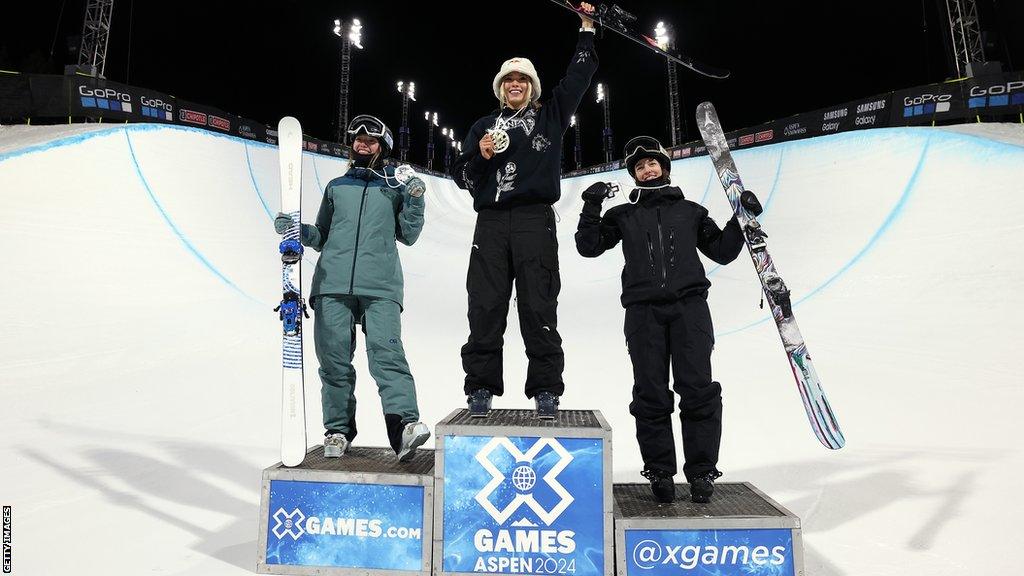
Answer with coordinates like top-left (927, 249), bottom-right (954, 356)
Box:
top-left (276, 116), bottom-right (308, 466)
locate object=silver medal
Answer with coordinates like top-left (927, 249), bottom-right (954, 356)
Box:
top-left (489, 128), bottom-right (510, 154)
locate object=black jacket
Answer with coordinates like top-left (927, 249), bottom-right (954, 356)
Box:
top-left (575, 184), bottom-right (745, 308)
top-left (451, 31), bottom-right (598, 211)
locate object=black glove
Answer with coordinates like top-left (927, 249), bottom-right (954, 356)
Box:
top-left (740, 189), bottom-right (763, 216)
top-left (582, 182), bottom-right (612, 203)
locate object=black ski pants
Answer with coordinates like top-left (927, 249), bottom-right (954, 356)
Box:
top-left (462, 204), bottom-right (565, 398)
top-left (625, 296), bottom-right (722, 480)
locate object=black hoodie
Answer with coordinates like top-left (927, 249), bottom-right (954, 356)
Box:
top-left (575, 183), bottom-right (745, 308)
top-left (451, 31), bottom-right (598, 211)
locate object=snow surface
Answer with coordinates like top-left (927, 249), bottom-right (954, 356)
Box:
top-left (1, 122), bottom-right (1023, 575)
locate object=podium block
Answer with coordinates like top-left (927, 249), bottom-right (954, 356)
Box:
top-left (257, 446), bottom-right (434, 575)
top-left (613, 482), bottom-right (804, 576)
top-left (433, 409), bottom-right (614, 576)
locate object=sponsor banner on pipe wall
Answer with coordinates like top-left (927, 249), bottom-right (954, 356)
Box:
top-left (176, 100), bottom-right (236, 133)
top-left (892, 83), bottom-right (961, 124)
top-left (886, 73), bottom-right (1024, 124)
top-left (442, 435), bottom-right (605, 575)
top-left (963, 72), bottom-right (1024, 113)
top-left (849, 94), bottom-right (891, 130)
top-left (70, 78), bottom-right (176, 123)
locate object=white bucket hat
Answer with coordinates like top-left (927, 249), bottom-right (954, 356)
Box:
top-left (492, 57), bottom-right (542, 102)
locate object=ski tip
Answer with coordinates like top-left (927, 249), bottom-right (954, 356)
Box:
top-left (278, 116), bottom-right (302, 133)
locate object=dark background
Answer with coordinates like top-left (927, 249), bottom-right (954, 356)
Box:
top-left (3, 1), bottom-right (1022, 166)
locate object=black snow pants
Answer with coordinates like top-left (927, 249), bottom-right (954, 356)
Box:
top-left (462, 204), bottom-right (565, 398)
top-left (625, 295), bottom-right (722, 480)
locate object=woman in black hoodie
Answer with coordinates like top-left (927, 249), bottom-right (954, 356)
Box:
top-left (575, 136), bottom-right (762, 504)
top-left (451, 3), bottom-right (598, 420)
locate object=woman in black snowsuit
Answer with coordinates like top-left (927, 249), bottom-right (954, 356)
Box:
top-left (451, 3), bottom-right (598, 419)
top-left (575, 136), bottom-right (761, 504)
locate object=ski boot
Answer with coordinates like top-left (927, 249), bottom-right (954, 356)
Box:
top-left (534, 391), bottom-right (560, 420)
top-left (641, 469), bottom-right (676, 503)
top-left (324, 433), bottom-right (349, 458)
top-left (689, 470), bottom-right (723, 504)
top-left (397, 422), bottom-right (431, 462)
top-left (467, 389), bottom-right (493, 418)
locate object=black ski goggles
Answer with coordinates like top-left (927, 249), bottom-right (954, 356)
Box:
top-left (623, 136), bottom-right (669, 164)
top-left (347, 115), bottom-right (394, 149)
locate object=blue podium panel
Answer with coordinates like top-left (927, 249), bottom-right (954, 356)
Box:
top-left (434, 409), bottom-right (614, 576)
top-left (624, 529), bottom-right (796, 575)
top-left (613, 483), bottom-right (804, 576)
top-left (257, 447), bottom-right (434, 576)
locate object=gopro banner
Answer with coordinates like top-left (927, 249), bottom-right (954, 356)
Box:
top-left (624, 529), bottom-right (795, 576)
top-left (442, 435), bottom-right (605, 575)
top-left (265, 479), bottom-right (425, 571)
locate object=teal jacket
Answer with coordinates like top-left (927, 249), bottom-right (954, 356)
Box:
top-left (301, 165), bottom-right (425, 307)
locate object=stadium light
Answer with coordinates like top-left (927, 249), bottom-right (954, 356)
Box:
top-left (654, 21), bottom-right (670, 51)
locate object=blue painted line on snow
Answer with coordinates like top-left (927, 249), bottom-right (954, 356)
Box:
top-left (311, 154), bottom-right (324, 192)
top-left (123, 129), bottom-right (259, 303)
top-left (244, 141), bottom-right (272, 219)
top-left (715, 135), bottom-right (933, 338)
top-left (698, 171), bottom-right (714, 205)
top-left (707, 147), bottom-right (785, 278)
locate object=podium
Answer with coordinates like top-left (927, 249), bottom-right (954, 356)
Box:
top-left (433, 409), bottom-right (614, 576)
top-left (256, 446), bottom-right (434, 575)
top-left (255, 412), bottom-right (808, 576)
top-left (613, 482), bottom-right (804, 576)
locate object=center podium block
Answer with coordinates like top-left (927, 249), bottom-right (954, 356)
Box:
top-left (433, 409), bottom-right (613, 576)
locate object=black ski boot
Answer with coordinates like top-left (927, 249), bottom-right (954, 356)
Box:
top-left (689, 471), bottom-right (723, 504)
top-left (467, 389), bottom-right (493, 418)
top-left (534, 391), bottom-right (560, 420)
top-left (641, 469), bottom-right (676, 503)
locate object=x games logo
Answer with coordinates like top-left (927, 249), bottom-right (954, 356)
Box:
top-left (474, 438), bottom-right (574, 526)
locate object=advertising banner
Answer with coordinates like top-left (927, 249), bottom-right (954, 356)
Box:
top-left (265, 479), bottom-right (426, 571)
top-left (442, 435), bottom-right (605, 575)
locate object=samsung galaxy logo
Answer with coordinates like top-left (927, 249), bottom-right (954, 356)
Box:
top-left (856, 100), bottom-right (886, 113)
top-left (823, 108), bottom-right (848, 121)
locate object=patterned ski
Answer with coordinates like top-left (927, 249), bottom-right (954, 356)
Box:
top-left (696, 101), bottom-right (845, 449)
top-left (275, 116), bottom-right (308, 466)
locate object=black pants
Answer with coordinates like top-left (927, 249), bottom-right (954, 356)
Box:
top-left (625, 296), bottom-right (722, 480)
top-left (462, 204), bottom-right (564, 398)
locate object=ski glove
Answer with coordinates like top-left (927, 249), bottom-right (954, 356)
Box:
top-left (582, 181), bottom-right (612, 203)
top-left (274, 212), bottom-right (293, 235)
top-left (406, 177), bottom-right (426, 198)
top-left (740, 189), bottom-right (763, 216)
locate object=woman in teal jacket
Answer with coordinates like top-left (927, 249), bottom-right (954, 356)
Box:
top-left (275, 114), bottom-right (429, 461)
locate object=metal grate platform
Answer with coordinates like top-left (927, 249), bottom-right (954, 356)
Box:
top-left (614, 483), bottom-right (786, 518)
top-left (284, 446), bottom-right (434, 475)
top-left (444, 408), bottom-right (602, 428)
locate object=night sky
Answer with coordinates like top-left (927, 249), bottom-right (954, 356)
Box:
top-left (4, 1), bottom-right (1022, 167)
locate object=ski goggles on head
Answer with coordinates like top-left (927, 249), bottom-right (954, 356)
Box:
top-left (623, 135), bottom-right (669, 164)
top-left (347, 115), bottom-right (394, 149)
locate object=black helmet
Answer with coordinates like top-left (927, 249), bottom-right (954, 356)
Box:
top-left (624, 135), bottom-right (671, 179)
top-left (347, 114), bottom-right (394, 159)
